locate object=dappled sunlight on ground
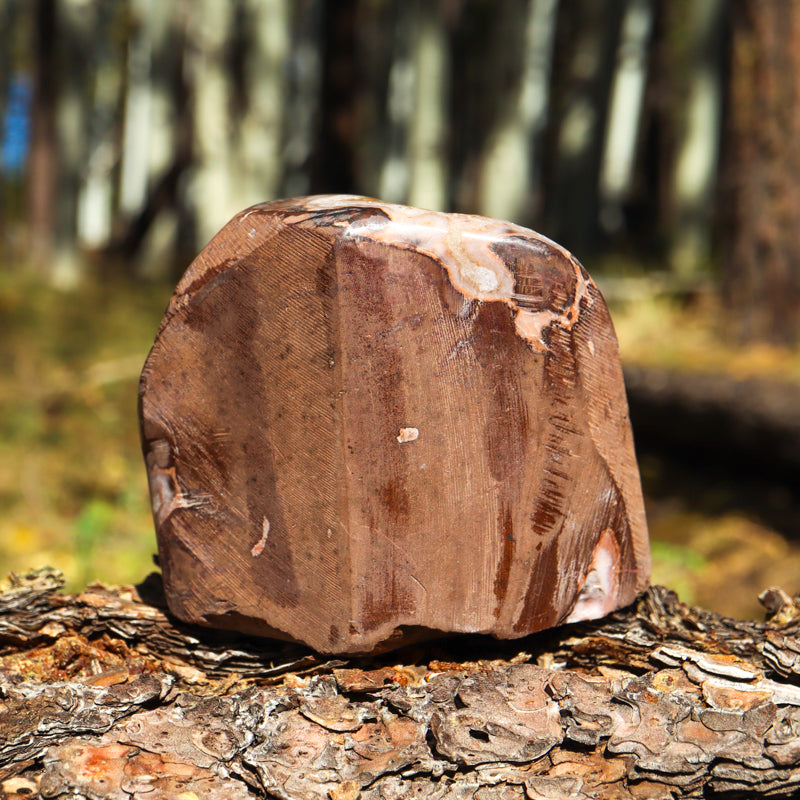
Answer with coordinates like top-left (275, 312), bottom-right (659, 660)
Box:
top-left (609, 281), bottom-right (800, 383)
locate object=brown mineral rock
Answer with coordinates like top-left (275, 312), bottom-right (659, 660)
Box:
top-left (138, 195), bottom-right (650, 654)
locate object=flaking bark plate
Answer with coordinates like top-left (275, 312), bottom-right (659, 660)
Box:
top-left (138, 195), bottom-right (650, 654)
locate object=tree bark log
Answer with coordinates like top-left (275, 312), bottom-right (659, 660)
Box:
top-left (2, 568), bottom-right (800, 798)
top-left (624, 364), bottom-right (800, 473)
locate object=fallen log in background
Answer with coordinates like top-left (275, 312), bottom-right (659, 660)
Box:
top-left (624, 365), bottom-right (800, 475)
top-left (2, 569), bottom-right (800, 798)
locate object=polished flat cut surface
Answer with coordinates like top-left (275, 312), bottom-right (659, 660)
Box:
top-left (139, 195), bottom-right (651, 654)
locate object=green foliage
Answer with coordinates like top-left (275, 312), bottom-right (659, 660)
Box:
top-left (649, 540), bottom-right (706, 606)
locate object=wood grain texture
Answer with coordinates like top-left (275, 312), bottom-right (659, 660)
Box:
top-left (138, 195), bottom-right (650, 654)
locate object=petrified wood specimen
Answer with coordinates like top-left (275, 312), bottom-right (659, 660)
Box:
top-left (138, 196), bottom-right (650, 654)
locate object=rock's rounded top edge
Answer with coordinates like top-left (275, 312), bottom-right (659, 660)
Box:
top-left (246, 193), bottom-right (574, 260)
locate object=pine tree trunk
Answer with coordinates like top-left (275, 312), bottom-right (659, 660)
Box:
top-left (27, 0), bottom-right (58, 271)
top-left (309, 0), bottom-right (359, 194)
top-left (720, 0), bottom-right (800, 344)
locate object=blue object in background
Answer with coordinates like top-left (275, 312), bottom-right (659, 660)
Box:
top-left (1, 75), bottom-right (32, 175)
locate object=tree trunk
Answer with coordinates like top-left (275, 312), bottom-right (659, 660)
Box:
top-left (308, 0), bottom-right (359, 194)
top-left (477, 0), bottom-right (558, 227)
top-left (720, 0), bottom-right (800, 344)
top-left (74, 4), bottom-right (123, 253)
top-left (2, 567), bottom-right (800, 798)
top-left (662, 0), bottom-right (725, 277)
top-left (281, 0), bottom-right (324, 198)
top-left (107, 1), bottom-right (192, 278)
top-left (186, 0), bottom-right (236, 248)
top-left (544, 0), bottom-right (625, 256)
top-left (232, 0), bottom-right (289, 209)
top-left (405, 2), bottom-right (448, 212)
top-left (27, 0), bottom-right (58, 271)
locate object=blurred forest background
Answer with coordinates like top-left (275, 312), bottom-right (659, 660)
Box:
top-left (3, 0), bottom-right (800, 617)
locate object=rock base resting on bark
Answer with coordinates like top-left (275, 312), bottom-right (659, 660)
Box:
top-left (1, 568), bottom-right (800, 799)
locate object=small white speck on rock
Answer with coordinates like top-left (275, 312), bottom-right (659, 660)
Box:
top-left (251, 517), bottom-right (270, 557)
top-left (397, 427), bottom-right (419, 443)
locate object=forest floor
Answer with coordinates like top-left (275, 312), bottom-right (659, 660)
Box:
top-left (2, 271), bottom-right (799, 620)
top-left (605, 274), bottom-right (800, 618)
top-left (0, 274), bottom-right (169, 590)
